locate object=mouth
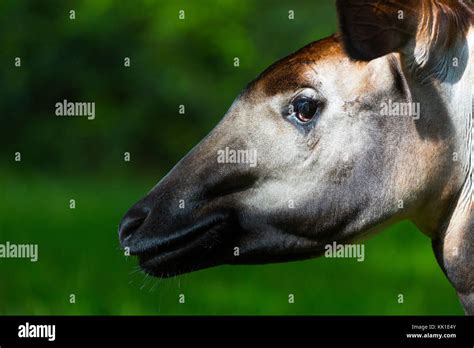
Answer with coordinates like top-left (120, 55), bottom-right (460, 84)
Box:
top-left (136, 214), bottom-right (234, 277)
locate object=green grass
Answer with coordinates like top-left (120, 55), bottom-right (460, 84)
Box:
top-left (0, 169), bottom-right (463, 315)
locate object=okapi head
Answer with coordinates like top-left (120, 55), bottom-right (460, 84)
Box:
top-left (120, 1), bottom-right (473, 312)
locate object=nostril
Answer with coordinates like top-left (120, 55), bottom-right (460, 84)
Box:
top-left (118, 206), bottom-right (150, 245)
top-left (119, 216), bottom-right (144, 241)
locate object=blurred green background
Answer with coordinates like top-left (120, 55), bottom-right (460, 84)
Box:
top-left (0, 0), bottom-right (463, 315)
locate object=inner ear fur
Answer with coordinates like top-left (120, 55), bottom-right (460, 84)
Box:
top-left (336, 0), bottom-right (420, 61)
top-left (336, 0), bottom-right (473, 77)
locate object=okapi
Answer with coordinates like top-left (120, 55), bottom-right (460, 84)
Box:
top-left (119, 0), bottom-right (473, 314)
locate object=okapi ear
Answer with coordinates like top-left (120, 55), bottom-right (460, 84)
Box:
top-left (336, 0), bottom-right (419, 61)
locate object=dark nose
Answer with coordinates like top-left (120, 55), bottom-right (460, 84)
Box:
top-left (118, 205), bottom-right (150, 246)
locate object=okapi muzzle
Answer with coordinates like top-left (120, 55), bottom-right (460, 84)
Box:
top-left (119, 0), bottom-right (474, 314)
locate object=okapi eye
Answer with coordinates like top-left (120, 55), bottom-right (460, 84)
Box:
top-left (293, 97), bottom-right (319, 122)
